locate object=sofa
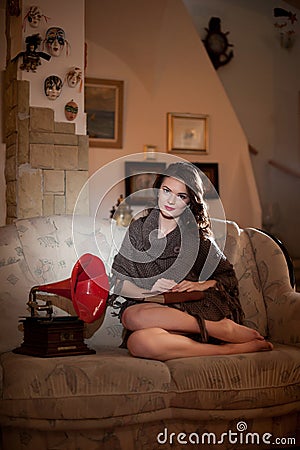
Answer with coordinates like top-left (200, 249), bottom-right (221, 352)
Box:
top-left (0, 214), bottom-right (299, 450)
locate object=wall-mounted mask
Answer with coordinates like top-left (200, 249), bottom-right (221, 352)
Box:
top-left (44, 75), bottom-right (63, 100)
top-left (45, 27), bottom-right (68, 57)
top-left (65, 100), bottom-right (78, 121)
top-left (27, 6), bottom-right (42, 27)
top-left (66, 67), bottom-right (82, 89)
top-left (12, 33), bottom-right (51, 72)
top-left (23, 6), bottom-right (50, 31)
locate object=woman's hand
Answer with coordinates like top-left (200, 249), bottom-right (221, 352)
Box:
top-left (151, 278), bottom-right (177, 293)
top-left (171, 279), bottom-right (216, 292)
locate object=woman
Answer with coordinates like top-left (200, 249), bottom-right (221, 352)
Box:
top-left (111, 162), bottom-right (272, 361)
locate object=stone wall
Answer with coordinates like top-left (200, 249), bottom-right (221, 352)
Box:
top-left (4, 65), bottom-right (89, 224)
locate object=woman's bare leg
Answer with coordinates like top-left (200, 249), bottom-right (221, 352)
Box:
top-left (127, 327), bottom-right (273, 361)
top-left (122, 303), bottom-right (264, 343)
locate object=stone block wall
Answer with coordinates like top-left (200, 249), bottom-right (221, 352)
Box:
top-left (4, 68), bottom-right (89, 224)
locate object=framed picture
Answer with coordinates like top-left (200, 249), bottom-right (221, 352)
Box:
top-left (193, 163), bottom-right (219, 199)
top-left (85, 78), bottom-right (124, 148)
top-left (167, 113), bottom-right (209, 154)
top-left (125, 161), bottom-right (166, 205)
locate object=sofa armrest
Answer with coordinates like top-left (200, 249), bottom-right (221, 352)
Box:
top-left (266, 289), bottom-right (300, 345)
top-left (244, 228), bottom-right (299, 345)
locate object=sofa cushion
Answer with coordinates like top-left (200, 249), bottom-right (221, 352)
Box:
top-left (0, 348), bottom-right (171, 421)
top-left (166, 343), bottom-right (300, 411)
top-left (15, 216), bottom-right (78, 285)
top-left (1, 344), bottom-right (299, 426)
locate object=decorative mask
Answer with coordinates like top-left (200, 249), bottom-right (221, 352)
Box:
top-left (23, 6), bottom-right (50, 31)
top-left (66, 67), bottom-right (82, 89)
top-left (27, 6), bottom-right (42, 27)
top-left (12, 33), bottom-right (51, 72)
top-left (44, 75), bottom-right (63, 100)
top-left (64, 100), bottom-right (78, 121)
top-left (45, 27), bottom-right (67, 57)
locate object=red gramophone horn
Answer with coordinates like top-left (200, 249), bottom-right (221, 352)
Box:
top-left (32, 253), bottom-right (109, 323)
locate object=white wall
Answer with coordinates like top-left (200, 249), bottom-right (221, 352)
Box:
top-left (85, 0), bottom-right (261, 229)
top-left (183, 0), bottom-right (300, 255)
top-left (19, 0), bottom-right (86, 135)
top-left (0, 0), bottom-right (86, 225)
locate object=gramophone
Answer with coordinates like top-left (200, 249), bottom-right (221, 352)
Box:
top-left (13, 253), bottom-right (110, 357)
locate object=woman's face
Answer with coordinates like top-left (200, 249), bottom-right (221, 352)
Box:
top-left (158, 176), bottom-right (190, 219)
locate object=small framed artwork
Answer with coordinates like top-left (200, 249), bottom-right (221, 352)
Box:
top-left (125, 161), bottom-right (166, 205)
top-left (193, 163), bottom-right (219, 199)
top-left (85, 78), bottom-right (124, 148)
top-left (167, 113), bottom-right (209, 154)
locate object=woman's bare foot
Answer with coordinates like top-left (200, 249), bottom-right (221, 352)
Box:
top-left (223, 339), bottom-right (273, 355)
top-left (206, 318), bottom-right (264, 343)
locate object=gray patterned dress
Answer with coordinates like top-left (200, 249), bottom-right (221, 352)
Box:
top-left (110, 208), bottom-right (244, 344)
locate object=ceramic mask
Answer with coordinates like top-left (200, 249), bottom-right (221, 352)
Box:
top-left (65, 100), bottom-right (78, 121)
top-left (45, 27), bottom-right (66, 57)
top-left (44, 75), bottom-right (63, 100)
top-left (27, 6), bottom-right (42, 28)
top-left (66, 67), bottom-right (82, 88)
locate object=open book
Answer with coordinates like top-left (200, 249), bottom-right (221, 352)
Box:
top-left (145, 290), bottom-right (205, 304)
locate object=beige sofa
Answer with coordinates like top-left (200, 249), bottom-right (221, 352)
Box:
top-left (0, 214), bottom-right (299, 450)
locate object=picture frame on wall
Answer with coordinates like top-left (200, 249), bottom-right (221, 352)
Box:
top-left (125, 161), bottom-right (166, 205)
top-left (85, 78), bottom-right (124, 148)
top-left (167, 113), bottom-right (209, 154)
top-left (193, 162), bottom-right (219, 199)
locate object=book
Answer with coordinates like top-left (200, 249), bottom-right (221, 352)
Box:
top-left (145, 290), bottom-right (205, 304)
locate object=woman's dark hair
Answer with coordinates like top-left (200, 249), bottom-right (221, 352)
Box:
top-left (152, 162), bottom-right (211, 237)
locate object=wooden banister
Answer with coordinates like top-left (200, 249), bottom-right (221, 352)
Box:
top-left (268, 159), bottom-right (300, 179)
top-left (249, 143), bottom-right (300, 179)
top-left (249, 144), bottom-right (258, 155)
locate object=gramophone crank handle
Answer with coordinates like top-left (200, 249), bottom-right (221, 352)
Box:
top-left (27, 286), bottom-right (53, 319)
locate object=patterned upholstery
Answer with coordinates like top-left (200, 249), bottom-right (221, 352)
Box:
top-left (0, 215), bottom-right (299, 450)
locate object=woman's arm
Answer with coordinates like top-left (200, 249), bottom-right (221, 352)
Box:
top-left (117, 278), bottom-right (177, 299)
top-left (119, 279), bottom-right (148, 299)
top-left (171, 279), bottom-right (217, 292)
